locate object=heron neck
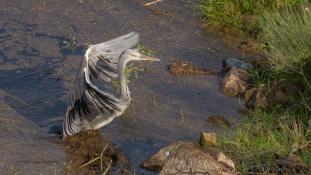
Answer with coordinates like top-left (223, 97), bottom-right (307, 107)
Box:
top-left (118, 57), bottom-right (130, 100)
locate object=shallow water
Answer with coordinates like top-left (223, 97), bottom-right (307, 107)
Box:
top-left (0, 0), bottom-right (244, 174)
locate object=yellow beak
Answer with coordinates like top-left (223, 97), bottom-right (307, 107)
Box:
top-left (141, 55), bottom-right (160, 62)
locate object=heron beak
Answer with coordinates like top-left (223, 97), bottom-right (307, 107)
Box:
top-left (141, 55), bottom-right (160, 62)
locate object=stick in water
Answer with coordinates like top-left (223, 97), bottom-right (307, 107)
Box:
top-left (143, 0), bottom-right (163, 6)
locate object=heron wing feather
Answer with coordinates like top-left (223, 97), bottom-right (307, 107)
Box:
top-left (86, 32), bottom-right (139, 81)
top-left (63, 32), bottom-right (139, 137)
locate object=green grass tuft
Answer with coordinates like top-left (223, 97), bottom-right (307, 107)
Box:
top-left (260, 7), bottom-right (311, 74)
top-left (198, 0), bottom-right (310, 33)
top-left (220, 108), bottom-right (311, 173)
top-left (137, 44), bottom-right (157, 57)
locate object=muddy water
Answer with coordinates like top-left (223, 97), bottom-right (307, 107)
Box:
top-left (0, 0), bottom-right (244, 174)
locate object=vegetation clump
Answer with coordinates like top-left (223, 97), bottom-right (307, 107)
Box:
top-left (198, 0), bottom-right (310, 33)
top-left (199, 0), bottom-right (311, 174)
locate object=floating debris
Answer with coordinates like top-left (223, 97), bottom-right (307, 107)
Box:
top-left (169, 61), bottom-right (216, 76)
top-left (207, 115), bottom-right (232, 128)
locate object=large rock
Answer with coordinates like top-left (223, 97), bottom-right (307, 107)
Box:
top-left (142, 141), bottom-right (237, 175)
top-left (222, 67), bottom-right (250, 96)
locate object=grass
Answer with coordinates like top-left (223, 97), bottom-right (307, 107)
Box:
top-left (260, 7), bottom-right (311, 75)
top-left (197, 1), bottom-right (311, 173)
top-left (220, 108), bottom-right (311, 173)
top-left (137, 44), bottom-right (157, 57)
top-left (227, 7), bottom-right (311, 173)
top-left (62, 37), bottom-right (80, 53)
top-left (198, 0), bottom-right (310, 33)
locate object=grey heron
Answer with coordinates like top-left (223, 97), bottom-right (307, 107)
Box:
top-left (63, 32), bottom-right (159, 138)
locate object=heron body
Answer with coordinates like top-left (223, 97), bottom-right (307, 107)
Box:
top-left (63, 32), bottom-right (159, 138)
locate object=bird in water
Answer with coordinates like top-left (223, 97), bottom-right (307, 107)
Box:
top-left (63, 32), bottom-right (159, 138)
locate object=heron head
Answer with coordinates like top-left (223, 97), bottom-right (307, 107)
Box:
top-left (122, 49), bottom-right (160, 62)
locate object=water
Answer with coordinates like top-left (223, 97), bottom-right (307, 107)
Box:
top-left (0, 0), bottom-right (244, 174)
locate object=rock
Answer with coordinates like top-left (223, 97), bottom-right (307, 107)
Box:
top-left (244, 85), bottom-right (269, 108)
top-left (244, 80), bottom-right (296, 108)
top-left (164, 142), bottom-right (237, 175)
top-left (207, 115), bottom-right (232, 128)
top-left (222, 67), bottom-right (250, 96)
top-left (142, 142), bottom-right (237, 175)
top-left (200, 132), bottom-right (218, 147)
top-left (224, 57), bottom-right (253, 71)
top-left (141, 142), bottom-right (200, 171)
top-left (217, 152), bottom-right (235, 169)
top-left (169, 60), bottom-right (216, 76)
top-left (240, 62), bottom-right (253, 70)
top-left (270, 80), bottom-right (297, 105)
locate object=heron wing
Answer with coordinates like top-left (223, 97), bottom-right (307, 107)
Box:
top-left (85, 31), bottom-right (139, 82)
top-left (63, 32), bottom-right (139, 137)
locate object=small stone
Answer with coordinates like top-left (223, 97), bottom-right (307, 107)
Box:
top-left (222, 67), bottom-right (250, 96)
top-left (200, 132), bottom-right (218, 147)
top-left (224, 58), bottom-right (253, 71)
top-left (240, 62), bottom-right (253, 70)
top-left (217, 152), bottom-right (235, 169)
top-left (224, 58), bottom-right (245, 68)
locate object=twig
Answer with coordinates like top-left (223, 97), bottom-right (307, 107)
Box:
top-left (102, 160), bottom-right (112, 175)
top-left (78, 157), bottom-right (100, 169)
top-left (78, 143), bottom-right (109, 169)
top-left (100, 143), bottom-right (110, 172)
top-left (143, 0), bottom-right (163, 6)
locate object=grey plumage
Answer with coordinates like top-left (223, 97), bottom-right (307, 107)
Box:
top-left (63, 32), bottom-right (159, 138)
